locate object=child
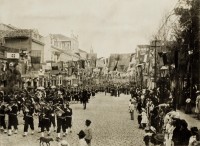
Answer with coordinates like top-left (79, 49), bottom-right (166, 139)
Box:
top-left (141, 108), bottom-right (148, 129)
top-left (84, 119), bottom-right (92, 146)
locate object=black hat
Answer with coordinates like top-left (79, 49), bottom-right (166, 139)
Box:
top-left (86, 119), bottom-right (91, 126)
top-left (191, 127), bottom-right (198, 135)
top-left (77, 130), bottom-right (85, 138)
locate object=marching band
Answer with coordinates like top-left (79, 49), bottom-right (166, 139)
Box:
top-left (0, 86), bottom-right (95, 139)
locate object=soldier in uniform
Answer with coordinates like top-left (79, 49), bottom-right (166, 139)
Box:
top-left (49, 100), bottom-right (56, 132)
top-left (0, 102), bottom-right (7, 133)
top-left (40, 102), bottom-right (51, 137)
top-left (64, 102), bottom-right (72, 135)
top-left (56, 103), bottom-right (66, 140)
top-left (7, 99), bottom-right (18, 136)
top-left (23, 100), bottom-right (35, 136)
top-left (82, 89), bottom-right (88, 110)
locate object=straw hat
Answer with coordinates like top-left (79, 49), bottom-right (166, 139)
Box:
top-left (196, 91), bottom-right (200, 94)
top-left (154, 134), bottom-right (165, 143)
top-left (150, 126), bottom-right (156, 133)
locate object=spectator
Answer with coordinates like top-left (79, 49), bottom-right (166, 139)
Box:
top-left (84, 119), bottom-right (92, 146)
top-left (189, 127), bottom-right (199, 146)
top-left (179, 119), bottom-right (191, 145)
top-left (141, 108), bottom-right (148, 129)
top-left (129, 100), bottom-right (135, 120)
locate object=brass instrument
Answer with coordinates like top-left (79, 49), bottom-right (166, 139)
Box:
top-left (22, 103), bottom-right (30, 113)
top-left (55, 106), bottom-right (65, 116)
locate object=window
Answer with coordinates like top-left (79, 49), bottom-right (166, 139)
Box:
top-left (31, 50), bottom-right (41, 57)
top-left (54, 41), bottom-right (58, 47)
top-left (62, 42), bottom-right (65, 48)
top-left (31, 50), bottom-right (41, 64)
top-left (11, 54), bottom-right (15, 58)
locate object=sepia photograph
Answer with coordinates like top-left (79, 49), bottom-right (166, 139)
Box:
top-left (0, 0), bottom-right (200, 145)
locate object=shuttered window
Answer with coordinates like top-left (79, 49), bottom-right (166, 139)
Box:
top-left (31, 50), bottom-right (41, 57)
top-left (31, 50), bottom-right (41, 64)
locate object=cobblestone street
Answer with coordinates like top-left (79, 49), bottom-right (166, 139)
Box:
top-left (0, 93), bottom-right (145, 146)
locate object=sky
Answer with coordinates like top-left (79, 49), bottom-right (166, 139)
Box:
top-left (0, 0), bottom-right (178, 57)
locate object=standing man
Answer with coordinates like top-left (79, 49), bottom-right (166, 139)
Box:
top-left (0, 102), bottom-right (7, 133)
top-left (64, 102), bottom-right (72, 135)
top-left (49, 101), bottom-right (56, 133)
top-left (56, 104), bottom-right (66, 140)
top-left (129, 100), bottom-right (135, 120)
top-left (7, 99), bottom-right (18, 136)
top-left (82, 89), bottom-right (88, 110)
top-left (40, 103), bottom-right (51, 137)
top-left (23, 100), bottom-right (35, 136)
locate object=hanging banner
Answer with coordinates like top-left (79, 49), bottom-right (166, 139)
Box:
top-left (6, 53), bottom-right (19, 59)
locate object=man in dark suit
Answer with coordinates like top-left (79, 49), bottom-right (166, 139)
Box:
top-left (64, 102), bottom-right (72, 134)
top-left (82, 89), bottom-right (88, 110)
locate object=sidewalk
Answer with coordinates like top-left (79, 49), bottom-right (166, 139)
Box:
top-left (177, 110), bottom-right (200, 129)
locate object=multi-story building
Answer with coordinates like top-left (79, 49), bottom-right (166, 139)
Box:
top-left (0, 23), bottom-right (45, 88)
top-left (44, 34), bottom-right (82, 87)
top-left (44, 34), bottom-right (80, 63)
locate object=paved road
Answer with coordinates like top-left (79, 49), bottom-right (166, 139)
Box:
top-left (0, 93), bottom-right (145, 146)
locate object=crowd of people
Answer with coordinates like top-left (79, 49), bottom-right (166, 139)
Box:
top-left (1, 82), bottom-right (200, 146)
top-left (128, 87), bottom-right (200, 146)
top-left (0, 85), bottom-right (96, 146)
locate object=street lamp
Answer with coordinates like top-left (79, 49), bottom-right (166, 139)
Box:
top-left (188, 50), bottom-right (193, 99)
top-left (160, 65), bottom-right (168, 103)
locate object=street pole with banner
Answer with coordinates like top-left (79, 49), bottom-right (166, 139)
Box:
top-left (150, 39), bottom-right (161, 89)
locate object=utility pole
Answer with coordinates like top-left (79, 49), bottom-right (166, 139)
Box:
top-left (151, 39), bottom-right (161, 88)
top-left (199, 1), bottom-right (200, 90)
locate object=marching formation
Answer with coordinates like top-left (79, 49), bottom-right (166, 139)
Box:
top-left (0, 86), bottom-right (96, 141)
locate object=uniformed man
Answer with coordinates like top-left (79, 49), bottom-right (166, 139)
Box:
top-left (56, 104), bottom-right (66, 140)
top-left (23, 100), bottom-right (35, 136)
top-left (0, 102), bottom-right (7, 133)
top-left (7, 99), bottom-right (18, 136)
top-left (82, 89), bottom-right (88, 110)
top-left (40, 102), bottom-right (51, 137)
top-left (64, 102), bottom-right (72, 134)
top-left (49, 101), bottom-right (56, 132)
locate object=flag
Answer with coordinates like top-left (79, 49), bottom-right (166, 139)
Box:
top-left (113, 60), bottom-right (118, 71)
top-left (130, 53), bottom-right (135, 62)
top-left (143, 54), bottom-right (147, 63)
top-left (31, 56), bottom-right (40, 64)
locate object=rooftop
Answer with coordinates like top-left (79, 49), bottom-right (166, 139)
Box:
top-left (51, 34), bottom-right (76, 41)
